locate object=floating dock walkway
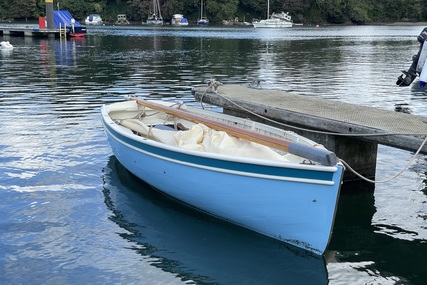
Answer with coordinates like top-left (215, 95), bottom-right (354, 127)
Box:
top-left (192, 83), bottom-right (427, 181)
top-left (0, 26), bottom-right (64, 38)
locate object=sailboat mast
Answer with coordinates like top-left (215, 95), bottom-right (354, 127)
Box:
top-left (267, 0), bottom-right (270, 18)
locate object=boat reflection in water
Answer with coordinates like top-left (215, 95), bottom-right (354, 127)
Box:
top-left (102, 156), bottom-right (328, 284)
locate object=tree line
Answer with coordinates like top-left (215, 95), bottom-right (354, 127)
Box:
top-left (1, 0), bottom-right (426, 25)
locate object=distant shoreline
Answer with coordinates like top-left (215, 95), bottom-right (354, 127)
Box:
top-left (390, 21), bottom-right (427, 26)
top-left (1, 19), bottom-right (427, 27)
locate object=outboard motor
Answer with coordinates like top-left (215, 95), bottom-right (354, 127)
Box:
top-left (396, 27), bottom-right (427, 86)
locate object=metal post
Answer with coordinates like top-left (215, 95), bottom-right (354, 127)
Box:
top-left (45, 0), bottom-right (54, 29)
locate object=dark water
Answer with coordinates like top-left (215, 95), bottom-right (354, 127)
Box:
top-left (1, 24), bottom-right (427, 284)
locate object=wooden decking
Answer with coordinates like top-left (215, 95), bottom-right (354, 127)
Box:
top-left (192, 84), bottom-right (427, 154)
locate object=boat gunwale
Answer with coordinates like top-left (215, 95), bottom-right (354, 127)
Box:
top-left (105, 100), bottom-right (337, 166)
top-left (104, 124), bottom-right (341, 185)
top-left (101, 103), bottom-right (342, 184)
top-left (101, 103), bottom-right (340, 173)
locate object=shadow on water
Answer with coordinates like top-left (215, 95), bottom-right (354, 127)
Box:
top-left (328, 181), bottom-right (427, 284)
top-left (102, 156), bottom-right (328, 285)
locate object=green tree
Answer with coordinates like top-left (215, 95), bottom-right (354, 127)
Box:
top-left (0, 0), bottom-right (11, 19)
top-left (345, 0), bottom-right (371, 23)
top-left (57, 0), bottom-right (107, 20)
top-left (282, 0), bottom-right (311, 14)
top-left (281, 0), bottom-right (311, 22)
top-left (9, 0), bottom-right (38, 19)
top-left (206, 0), bottom-right (239, 21)
top-left (316, 0), bottom-right (347, 23)
top-left (3, 0), bottom-right (427, 24)
top-left (127, 0), bottom-right (148, 20)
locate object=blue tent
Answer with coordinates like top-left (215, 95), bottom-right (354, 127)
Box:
top-left (53, 10), bottom-right (83, 28)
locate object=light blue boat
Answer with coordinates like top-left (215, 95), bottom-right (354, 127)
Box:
top-left (101, 99), bottom-right (344, 255)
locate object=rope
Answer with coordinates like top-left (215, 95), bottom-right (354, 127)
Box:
top-left (340, 135), bottom-right (427, 183)
top-left (198, 80), bottom-right (427, 184)
top-left (200, 79), bottom-right (223, 110)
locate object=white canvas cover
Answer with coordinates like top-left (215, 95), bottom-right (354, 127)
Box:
top-left (120, 119), bottom-right (296, 162)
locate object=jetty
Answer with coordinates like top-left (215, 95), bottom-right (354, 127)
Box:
top-left (0, 26), bottom-right (65, 38)
top-left (0, 1), bottom-right (85, 38)
top-left (192, 83), bottom-right (427, 181)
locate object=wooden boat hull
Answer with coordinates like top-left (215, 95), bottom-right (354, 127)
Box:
top-left (101, 100), bottom-right (344, 255)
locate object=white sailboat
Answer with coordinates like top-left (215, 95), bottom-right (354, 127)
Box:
top-left (197, 0), bottom-right (209, 25)
top-left (252, 0), bottom-right (293, 28)
top-left (146, 0), bottom-right (163, 25)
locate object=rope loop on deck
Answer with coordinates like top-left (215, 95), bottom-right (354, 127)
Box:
top-left (200, 79), bottom-right (223, 110)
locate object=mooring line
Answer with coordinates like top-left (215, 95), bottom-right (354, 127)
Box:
top-left (339, 133), bottom-right (427, 184)
top-left (199, 80), bottom-right (427, 183)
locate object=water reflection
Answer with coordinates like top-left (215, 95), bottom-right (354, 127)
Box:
top-left (0, 48), bottom-right (13, 57)
top-left (2, 24), bottom-right (427, 284)
top-left (54, 37), bottom-right (85, 67)
top-left (80, 25), bottom-right (427, 114)
top-left (328, 181), bottom-right (427, 284)
top-left (102, 156), bottom-right (328, 285)
top-left (7, 25), bottom-right (424, 113)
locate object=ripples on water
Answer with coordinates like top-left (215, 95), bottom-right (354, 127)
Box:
top-left (1, 25), bottom-right (427, 284)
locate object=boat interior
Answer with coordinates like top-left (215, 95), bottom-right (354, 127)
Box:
top-left (107, 100), bottom-right (313, 163)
